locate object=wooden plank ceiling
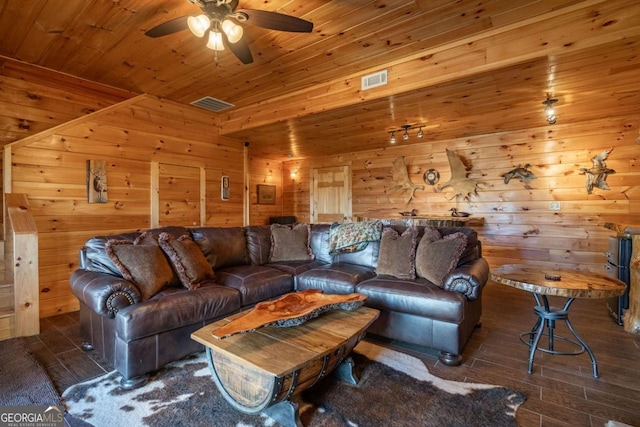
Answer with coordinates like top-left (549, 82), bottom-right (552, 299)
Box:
top-left (1, 0), bottom-right (640, 161)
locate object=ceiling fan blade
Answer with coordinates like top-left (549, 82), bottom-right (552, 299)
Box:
top-left (237, 9), bottom-right (313, 33)
top-left (221, 31), bottom-right (254, 64)
top-left (145, 16), bottom-right (189, 38)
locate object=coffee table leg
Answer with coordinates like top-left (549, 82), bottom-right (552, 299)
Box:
top-left (263, 400), bottom-right (302, 427)
top-left (333, 356), bottom-right (358, 385)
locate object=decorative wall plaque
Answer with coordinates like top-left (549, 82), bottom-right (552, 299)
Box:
top-left (423, 168), bottom-right (440, 185)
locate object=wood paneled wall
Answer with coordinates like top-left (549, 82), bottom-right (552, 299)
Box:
top-left (0, 56), bottom-right (133, 144)
top-left (7, 94), bottom-right (244, 317)
top-left (283, 115), bottom-right (640, 272)
top-left (248, 156), bottom-right (284, 225)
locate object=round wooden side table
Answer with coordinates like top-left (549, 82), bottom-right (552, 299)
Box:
top-left (490, 264), bottom-right (626, 378)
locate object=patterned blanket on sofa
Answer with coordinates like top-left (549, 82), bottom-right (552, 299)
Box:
top-left (329, 220), bottom-right (382, 255)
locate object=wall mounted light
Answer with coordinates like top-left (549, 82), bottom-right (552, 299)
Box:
top-left (542, 95), bottom-right (558, 124)
top-left (387, 124), bottom-right (426, 143)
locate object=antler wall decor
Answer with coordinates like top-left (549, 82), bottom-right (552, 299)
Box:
top-left (390, 156), bottom-right (424, 204)
top-left (437, 149), bottom-right (486, 200)
top-left (579, 147), bottom-right (615, 194)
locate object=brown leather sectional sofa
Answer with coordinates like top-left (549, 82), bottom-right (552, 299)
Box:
top-left (69, 222), bottom-right (489, 389)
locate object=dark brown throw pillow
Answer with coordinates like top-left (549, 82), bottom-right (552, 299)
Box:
top-left (415, 232), bottom-right (468, 286)
top-left (269, 223), bottom-right (314, 262)
top-left (376, 227), bottom-right (418, 279)
top-left (134, 231), bottom-right (159, 246)
top-left (158, 232), bottom-right (215, 290)
top-left (106, 239), bottom-right (175, 300)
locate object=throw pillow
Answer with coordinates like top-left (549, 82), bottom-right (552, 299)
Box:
top-left (376, 227), bottom-right (418, 279)
top-left (105, 239), bottom-right (175, 300)
top-left (158, 232), bottom-right (215, 290)
top-left (269, 223), bottom-right (314, 262)
top-left (415, 232), bottom-right (468, 286)
top-left (134, 231), bottom-right (159, 246)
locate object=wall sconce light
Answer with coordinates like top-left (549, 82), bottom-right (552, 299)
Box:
top-left (542, 95), bottom-right (558, 124)
top-left (290, 170), bottom-right (298, 178)
top-left (388, 124), bottom-right (426, 143)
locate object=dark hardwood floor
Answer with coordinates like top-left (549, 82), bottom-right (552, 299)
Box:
top-left (28, 281), bottom-right (640, 426)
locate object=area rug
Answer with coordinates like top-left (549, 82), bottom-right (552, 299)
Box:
top-left (0, 337), bottom-right (62, 406)
top-left (62, 341), bottom-right (525, 426)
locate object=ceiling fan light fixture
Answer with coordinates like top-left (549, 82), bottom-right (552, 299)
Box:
top-left (389, 132), bottom-right (396, 144)
top-left (222, 19), bottom-right (243, 43)
top-left (206, 31), bottom-right (225, 51)
top-left (188, 14), bottom-right (210, 37)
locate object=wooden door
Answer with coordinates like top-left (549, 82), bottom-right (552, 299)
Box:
top-left (152, 162), bottom-right (205, 227)
top-left (311, 165), bottom-right (351, 223)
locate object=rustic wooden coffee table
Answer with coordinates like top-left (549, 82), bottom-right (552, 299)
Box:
top-left (191, 305), bottom-right (379, 427)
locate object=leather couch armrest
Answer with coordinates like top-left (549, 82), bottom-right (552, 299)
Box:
top-left (442, 257), bottom-right (489, 300)
top-left (70, 269), bottom-right (142, 318)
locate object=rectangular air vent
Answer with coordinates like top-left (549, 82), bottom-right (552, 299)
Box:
top-left (190, 96), bottom-right (235, 112)
top-left (361, 69), bottom-right (388, 91)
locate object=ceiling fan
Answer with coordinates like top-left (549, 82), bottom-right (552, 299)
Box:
top-left (144, 0), bottom-right (314, 64)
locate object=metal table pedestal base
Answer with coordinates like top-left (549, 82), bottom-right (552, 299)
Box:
top-left (522, 294), bottom-right (599, 378)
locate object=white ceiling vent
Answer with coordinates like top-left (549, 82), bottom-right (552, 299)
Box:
top-left (190, 96), bottom-right (235, 112)
top-left (361, 69), bottom-right (388, 91)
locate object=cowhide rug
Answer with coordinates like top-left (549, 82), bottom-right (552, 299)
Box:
top-left (62, 341), bottom-right (525, 426)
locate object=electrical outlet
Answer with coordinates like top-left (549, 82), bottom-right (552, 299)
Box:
top-left (549, 201), bottom-right (561, 211)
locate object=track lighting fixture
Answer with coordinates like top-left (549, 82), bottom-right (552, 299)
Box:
top-left (387, 124), bottom-right (426, 143)
top-left (542, 95), bottom-right (558, 124)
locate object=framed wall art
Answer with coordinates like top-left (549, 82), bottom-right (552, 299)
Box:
top-left (87, 159), bottom-right (108, 203)
top-left (221, 175), bottom-right (230, 201)
top-left (257, 184), bottom-right (276, 204)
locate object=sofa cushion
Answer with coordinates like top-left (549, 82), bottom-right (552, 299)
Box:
top-left (439, 227), bottom-right (480, 265)
top-left (356, 277), bottom-right (465, 323)
top-left (215, 265), bottom-right (294, 306)
top-left (191, 227), bottom-right (249, 269)
top-left (115, 282), bottom-right (242, 342)
top-left (266, 260), bottom-right (326, 276)
top-left (270, 223), bottom-right (314, 262)
top-left (296, 264), bottom-right (377, 294)
top-left (158, 233), bottom-right (215, 290)
top-left (310, 224), bottom-right (332, 264)
top-left (376, 227), bottom-right (418, 279)
top-left (245, 225), bottom-right (272, 265)
top-left (415, 232), bottom-right (468, 286)
top-left (105, 239), bottom-right (176, 300)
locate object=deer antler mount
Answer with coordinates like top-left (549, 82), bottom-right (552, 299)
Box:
top-left (437, 149), bottom-right (486, 200)
top-left (390, 156), bottom-right (424, 204)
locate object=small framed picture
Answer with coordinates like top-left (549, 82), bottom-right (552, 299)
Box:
top-left (257, 184), bottom-right (276, 204)
top-left (221, 176), bottom-right (230, 201)
top-left (87, 160), bottom-right (108, 203)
